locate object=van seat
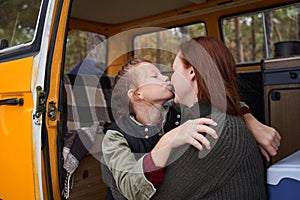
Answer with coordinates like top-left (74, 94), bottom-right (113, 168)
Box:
top-left (61, 72), bottom-right (114, 199)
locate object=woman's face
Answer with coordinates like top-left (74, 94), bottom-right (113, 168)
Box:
top-left (133, 62), bottom-right (174, 104)
top-left (171, 53), bottom-right (197, 107)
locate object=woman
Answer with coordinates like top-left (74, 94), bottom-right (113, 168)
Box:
top-left (151, 37), bottom-right (268, 199)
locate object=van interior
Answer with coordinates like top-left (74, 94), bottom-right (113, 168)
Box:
top-left (58, 1), bottom-right (300, 199)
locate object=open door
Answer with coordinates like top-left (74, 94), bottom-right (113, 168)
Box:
top-left (0, 0), bottom-right (68, 199)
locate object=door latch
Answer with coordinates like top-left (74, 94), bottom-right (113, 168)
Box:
top-left (48, 101), bottom-right (57, 121)
top-left (33, 86), bottom-right (46, 125)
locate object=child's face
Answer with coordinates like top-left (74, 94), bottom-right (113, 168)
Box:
top-left (133, 62), bottom-right (174, 105)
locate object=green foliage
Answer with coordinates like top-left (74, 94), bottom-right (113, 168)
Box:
top-left (134, 22), bottom-right (206, 68)
top-left (0, 0), bottom-right (41, 47)
top-left (2, 0), bottom-right (298, 67)
top-left (64, 31), bottom-right (107, 73)
top-left (222, 3), bottom-right (300, 63)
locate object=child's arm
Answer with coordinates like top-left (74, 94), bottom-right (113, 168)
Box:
top-left (151, 118), bottom-right (218, 168)
top-left (143, 152), bottom-right (165, 187)
top-left (102, 118), bottom-right (218, 199)
top-left (102, 130), bottom-right (156, 200)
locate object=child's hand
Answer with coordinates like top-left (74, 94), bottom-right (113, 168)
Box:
top-left (170, 118), bottom-right (218, 151)
top-left (151, 118), bottom-right (218, 167)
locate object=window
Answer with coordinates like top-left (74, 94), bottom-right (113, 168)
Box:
top-left (222, 3), bottom-right (300, 64)
top-left (134, 22), bottom-right (206, 75)
top-left (268, 4), bottom-right (300, 56)
top-left (0, 0), bottom-right (42, 50)
top-left (65, 30), bottom-right (107, 74)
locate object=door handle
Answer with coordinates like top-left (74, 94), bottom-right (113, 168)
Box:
top-left (270, 91), bottom-right (280, 101)
top-left (0, 98), bottom-right (24, 106)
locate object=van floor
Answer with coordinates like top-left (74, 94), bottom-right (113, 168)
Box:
top-left (69, 153), bottom-right (107, 200)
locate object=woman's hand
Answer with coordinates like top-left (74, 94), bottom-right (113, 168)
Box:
top-left (243, 113), bottom-right (281, 162)
top-left (151, 118), bottom-right (218, 167)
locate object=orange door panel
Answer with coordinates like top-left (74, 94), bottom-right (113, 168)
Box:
top-left (0, 57), bottom-right (38, 199)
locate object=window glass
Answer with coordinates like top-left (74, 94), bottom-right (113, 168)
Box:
top-left (134, 22), bottom-right (206, 75)
top-left (222, 3), bottom-right (300, 64)
top-left (268, 4), bottom-right (300, 57)
top-left (65, 30), bottom-right (107, 74)
top-left (0, 0), bottom-right (42, 50)
top-left (222, 13), bottom-right (264, 63)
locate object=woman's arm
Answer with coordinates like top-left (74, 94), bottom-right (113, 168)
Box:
top-left (240, 101), bottom-right (281, 161)
top-left (243, 113), bottom-right (281, 161)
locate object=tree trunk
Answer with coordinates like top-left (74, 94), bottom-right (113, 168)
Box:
top-left (234, 17), bottom-right (243, 62)
top-left (264, 11), bottom-right (273, 58)
top-left (251, 16), bottom-right (256, 61)
top-left (298, 5), bottom-right (300, 39)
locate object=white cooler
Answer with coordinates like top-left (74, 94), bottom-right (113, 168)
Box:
top-left (267, 150), bottom-right (300, 200)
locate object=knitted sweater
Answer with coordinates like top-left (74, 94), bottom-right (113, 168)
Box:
top-left (151, 102), bottom-right (267, 200)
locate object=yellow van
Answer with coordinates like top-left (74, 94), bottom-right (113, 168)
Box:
top-left (0, 0), bottom-right (299, 199)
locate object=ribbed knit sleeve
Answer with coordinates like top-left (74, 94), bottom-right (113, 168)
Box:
top-left (151, 113), bottom-right (267, 200)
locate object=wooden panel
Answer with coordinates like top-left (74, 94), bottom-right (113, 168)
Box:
top-left (263, 56), bottom-right (300, 70)
top-left (263, 57), bottom-right (300, 164)
top-left (265, 85), bottom-right (300, 163)
top-left (69, 154), bottom-right (107, 200)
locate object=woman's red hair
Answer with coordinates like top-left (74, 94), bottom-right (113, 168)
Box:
top-left (179, 37), bottom-right (240, 115)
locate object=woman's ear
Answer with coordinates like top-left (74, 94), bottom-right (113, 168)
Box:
top-left (189, 66), bottom-right (196, 81)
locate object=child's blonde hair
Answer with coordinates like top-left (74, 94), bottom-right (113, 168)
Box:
top-left (111, 57), bottom-right (152, 121)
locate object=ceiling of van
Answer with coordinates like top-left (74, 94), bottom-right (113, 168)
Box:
top-left (70, 0), bottom-right (207, 24)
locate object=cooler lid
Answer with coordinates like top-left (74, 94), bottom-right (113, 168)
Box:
top-left (267, 150), bottom-right (300, 185)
